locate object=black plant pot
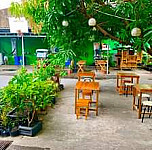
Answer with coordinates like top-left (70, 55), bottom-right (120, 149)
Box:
top-left (9, 127), bottom-right (19, 137)
top-left (1, 129), bottom-right (10, 137)
top-left (146, 65), bottom-right (152, 71)
top-left (58, 84), bottom-right (64, 91)
top-left (52, 97), bottom-right (56, 104)
top-left (19, 121), bottom-right (42, 136)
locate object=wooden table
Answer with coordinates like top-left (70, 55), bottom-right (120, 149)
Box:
top-left (77, 60), bottom-right (86, 72)
top-left (95, 60), bottom-right (107, 72)
top-left (133, 84), bottom-right (152, 119)
top-left (75, 81), bottom-right (100, 115)
top-left (116, 72), bottom-right (140, 94)
top-left (77, 72), bottom-right (95, 81)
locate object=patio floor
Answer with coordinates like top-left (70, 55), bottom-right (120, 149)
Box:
top-left (0, 66), bottom-right (152, 150)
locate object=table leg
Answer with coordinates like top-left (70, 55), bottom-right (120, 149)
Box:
top-left (138, 92), bottom-right (142, 119)
top-left (117, 75), bottom-right (119, 89)
top-left (75, 89), bottom-right (78, 114)
top-left (137, 77), bottom-right (139, 84)
top-left (96, 90), bottom-right (99, 116)
top-left (132, 87), bottom-right (136, 110)
top-left (120, 77), bottom-right (123, 94)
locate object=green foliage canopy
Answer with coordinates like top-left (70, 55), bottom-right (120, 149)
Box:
top-left (10, 0), bottom-right (152, 55)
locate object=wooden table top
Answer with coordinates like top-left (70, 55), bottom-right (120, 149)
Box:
top-left (96, 60), bottom-right (107, 65)
top-left (117, 72), bottom-right (139, 78)
top-left (77, 60), bottom-right (86, 65)
top-left (75, 81), bottom-right (99, 91)
top-left (135, 84), bottom-right (152, 92)
top-left (77, 72), bottom-right (95, 77)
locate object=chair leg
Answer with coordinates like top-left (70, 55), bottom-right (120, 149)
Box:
top-left (149, 106), bottom-right (152, 118)
top-left (147, 106), bottom-right (150, 113)
top-left (76, 107), bottom-right (80, 119)
top-left (142, 107), bottom-right (146, 123)
top-left (137, 98), bottom-right (139, 109)
top-left (85, 108), bottom-right (88, 120)
top-left (90, 95), bottom-right (92, 102)
top-left (130, 86), bottom-right (133, 95)
top-left (126, 86), bottom-right (128, 97)
top-left (123, 84), bottom-right (126, 95)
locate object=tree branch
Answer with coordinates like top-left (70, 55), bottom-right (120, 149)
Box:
top-left (96, 24), bottom-right (122, 42)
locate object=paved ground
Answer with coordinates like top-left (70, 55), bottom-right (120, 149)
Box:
top-left (0, 66), bottom-right (152, 150)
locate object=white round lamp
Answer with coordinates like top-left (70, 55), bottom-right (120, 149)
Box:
top-left (88, 18), bottom-right (96, 26)
top-left (62, 20), bottom-right (69, 27)
top-left (131, 28), bottom-right (141, 36)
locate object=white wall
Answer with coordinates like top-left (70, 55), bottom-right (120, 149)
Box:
top-left (0, 0), bottom-right (21, 10)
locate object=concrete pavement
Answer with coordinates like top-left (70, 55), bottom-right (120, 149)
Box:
top-left (0, 66), bottom-right (152, 150)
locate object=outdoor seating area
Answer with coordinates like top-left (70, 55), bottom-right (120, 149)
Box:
top-left (76, 69), bottom-right (152, 122)
top-left (0, 0), bottom-right (152, 149)
top-left (0, 65), bottom-right (152, 149)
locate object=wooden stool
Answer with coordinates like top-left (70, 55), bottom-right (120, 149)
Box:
top-left (142, 101), bottom-right (152, 123)
top-left (124, 82), bottom-right (134, 97)
top-left (76, 99), bottom-right (91, 120)
top-left (138, 94), bottom-right (150, 100)
top-left (137, 94), bottom-right (150, 109)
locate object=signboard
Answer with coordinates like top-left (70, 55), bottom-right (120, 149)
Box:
top-left (36, 49), bottom-right (48, 58)
top-left (9, 17), bottom-right (28, 33)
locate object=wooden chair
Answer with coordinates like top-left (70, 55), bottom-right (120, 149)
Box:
top-left (121, 51), bottom-right (128, 63)
top-left (81, 78), bottom-right (93, 100)
top-left (76, 99), bottom-right (91, 120)
top-left (127, 55), bottom-right (137, 69)
top-left (95, 60), bottom-right (107, 73)
top-left (120, 51), bottom-right (128, 69)
top-left (137, 51), bottom-right (142, 64)
top-left (77, 60), bottom-right (86, 72)
top-left (124, 82), bottom-right (134, 96)
top-left (122, 79), bottom-right (132, 95)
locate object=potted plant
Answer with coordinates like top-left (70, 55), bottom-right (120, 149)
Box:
top-left (18, 79), bottom-right (58, 136)
top-left (8, 121), bottom-right (19, 137)
top-left (146, 62), bottom-right (152, 71)
top-left (0, 108), bottom-right (10, 137)
top-left (0, 63), bottom-right (59, 136)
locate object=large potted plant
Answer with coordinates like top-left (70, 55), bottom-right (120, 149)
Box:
top-left (0, 67), bottom-right (58, 136)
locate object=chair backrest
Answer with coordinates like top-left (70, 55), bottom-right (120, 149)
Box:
top-left (83, 78), bottom-right (92, 82)
top-left (128, 55), bottom-right (137, 62)
top-left (137, 51), bottom-right (142, 63)
top-left (122, 51), bottom-right (128, 61)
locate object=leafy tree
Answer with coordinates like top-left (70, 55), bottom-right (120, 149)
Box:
top-left (9, 0), bottom-right (152, 56)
